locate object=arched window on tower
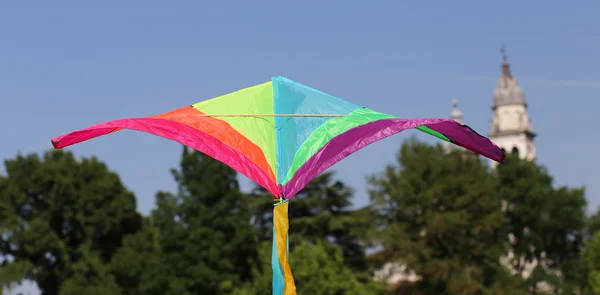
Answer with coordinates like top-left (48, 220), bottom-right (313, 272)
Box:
top-left (511, 146), bottom-right (519, 157)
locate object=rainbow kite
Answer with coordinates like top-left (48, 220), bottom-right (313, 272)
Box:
top-left (51, 76), bottom-right (506, 295)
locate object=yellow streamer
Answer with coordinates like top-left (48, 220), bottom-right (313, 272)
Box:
top-left (273, 202), bottom-right (296, 295)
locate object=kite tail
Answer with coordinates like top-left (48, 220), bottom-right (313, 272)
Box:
top-left (272, 200), bottom-right (296, 295)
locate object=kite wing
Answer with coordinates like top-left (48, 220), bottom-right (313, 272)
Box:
top-left (51, 76), bottom-right (505, 199)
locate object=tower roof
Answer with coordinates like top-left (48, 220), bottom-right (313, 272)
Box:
top-left (451, 99), bottom-right (463, 124)
top-left (493, 45), bottom-right (526, 108)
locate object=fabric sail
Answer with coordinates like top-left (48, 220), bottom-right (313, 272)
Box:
top-left (51, 76), bottom-right (506, 295)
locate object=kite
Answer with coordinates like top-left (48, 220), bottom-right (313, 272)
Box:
top-left (51, 76), bottom-right (506, 295)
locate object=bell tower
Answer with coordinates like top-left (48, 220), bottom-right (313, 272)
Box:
top-left (443, 99), bottom-right (465, 153)
top-left (450, 99), bottom-right (464, 125)
top-left (489, 46), bottom-right (536, 167)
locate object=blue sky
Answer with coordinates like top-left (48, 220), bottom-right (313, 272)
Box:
top-left (1, 1), bottom-right (599, 293)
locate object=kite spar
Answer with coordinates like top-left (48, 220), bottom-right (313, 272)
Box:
top-left (51, 76), bottom-right (506, 295)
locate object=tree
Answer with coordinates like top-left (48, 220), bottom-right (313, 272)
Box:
top-left (0, 150), bottom-right (142, 295)
top-left (585, 208), bottom-right (600, 240)
top-left (232, 241), bottom-right (390, 295)
top-left (58, 248), bottom-right (123, 295)
top-left (581, 231), bottom-right (600, 294)
top-left (367, 138), bottom-right (511, 294)
top-left (108, 219), bottom-right (165, 295)
top-left (495, 155), bottom-right (588, 293)
top-left (110, 147), bottom-right (259, 294)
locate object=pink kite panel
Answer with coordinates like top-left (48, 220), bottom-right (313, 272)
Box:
top-left (51, 118), bottom-right (279, 196)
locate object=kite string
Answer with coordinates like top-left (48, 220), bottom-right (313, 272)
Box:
top-left (195, 113), bottom-right (347, 117)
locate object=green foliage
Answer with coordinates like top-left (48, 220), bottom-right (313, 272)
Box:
top-left (582, 231), bottom-right (600, 294)
top-left (586, 209), bottom-right (600, 239)
top-left (233, 241), bottom-right (390, 295)
top-left (367, 138), bottom-right (510, 294)
top-left (290, 241), bottom-right (388, 295)
top-left (59, 248), bottom-right (122, 295)
top-left (109, 147), bottom-right (259, 294)
top-left (495, 155), bottom-right (588, 293)
top-left (108, 219), bottom-right (164, 295)
top-left (0, 150), bottom-right (141, 295)
top-left (0, 260), bottom-right (32, 294)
